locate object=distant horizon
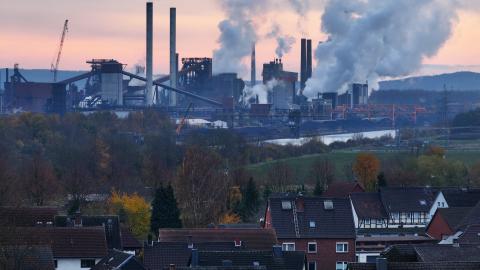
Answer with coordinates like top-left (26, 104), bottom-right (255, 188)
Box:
top-left (1, 0), bottom-right (480, 80)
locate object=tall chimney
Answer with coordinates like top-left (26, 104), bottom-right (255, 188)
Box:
top-left (300, 38), bottom-right (307, 91)
top-left (251, 42), bottom-right (256, 87)
top-left (169, 7), bottom-right (177, 106)
top-left (307, 39), bottom-right (312, 81)
top-left (146, 2), bottom-right (153, 106)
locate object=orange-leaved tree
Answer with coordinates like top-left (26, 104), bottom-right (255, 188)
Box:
top-left (353, 153), bottom-right (381, 191)
top-left (108, 190), bottom-right (151, 240)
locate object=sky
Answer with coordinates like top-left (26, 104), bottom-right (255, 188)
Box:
top-left (1, 0), bottom-right (480, 79)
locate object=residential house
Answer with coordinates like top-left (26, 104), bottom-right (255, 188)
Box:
top-left (440, 188), bottom-right (480, 207)
top-left (144, 228), bottom-right (278, 270)
top-left (323, 182), bottom-right (365, 198)
top-left (0, 245), bottom-right (55, 270)
top-left (348, 244), bottom-right (480, 270)
top-left (187, 246), bottom-right (306, 270)
top-left (0, 227), bottom-right (108, 270)
top-left (426, 207), bottom-right (472, 240)
top-left (91, 249), bottom-right (145, 270)
top-left (0, 206), bottom-right (58, 226)
top-left (265, 194), bottom-right (356, 270)
top-left (55, 214), bottom-right (141, 254)
top-left (350, 193), bottom-right (433, 263)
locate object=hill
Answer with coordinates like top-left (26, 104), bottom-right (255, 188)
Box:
top-left (379, 71), bottom-right (480, 91)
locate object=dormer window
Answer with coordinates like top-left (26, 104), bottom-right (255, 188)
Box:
top-left (281, 201), bottom-right (292, 210)
top-left (234, 240), bottom-right (242, 247)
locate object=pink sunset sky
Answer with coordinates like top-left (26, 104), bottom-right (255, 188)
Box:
top-left (1, 0), bottom-right (480, 79)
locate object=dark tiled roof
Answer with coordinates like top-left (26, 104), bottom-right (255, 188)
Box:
top-left (55, 215), bottom-right (122, 250)
top-left (143, 241), bottom-right (236, 270)
top-left (441, 188), bottom-right (480, 207)
top-left (0, 207), bottom-right (58, 226)
top-left (350, 192), bottom-right (388, 219)
top-left (158, 229), bottom-right (277, 250)
top-left (121, 226), bottom-right (142, 249)
top-left (91, 249), bottom-right (145, 270)
top-left (268, 196), bottom-right (355, 239)
top-left (380, 187), bottom-right (436, 213)
top-left (458, 224), bottom-right (480, 244)
top-left (0, 245), bottom-right (55, 270)
top-left (382, 244), bottom-right (419, 262)
top-left (435, 207), bottom-right (472, 230)
top-left (456, 201), bottom-right (480, 229)
top-left (348, 262), bottom-right (480, 270)
top-left (195, 250), bottom-right (306, 270)
top-left (323, 182), bottom-right (364, 198)
top-left (0, 226), bottom-right (108, 259)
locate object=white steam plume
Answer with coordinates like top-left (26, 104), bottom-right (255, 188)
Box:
top-left (213, 0), bottom-right (270, 75)
top-left (304, 0), bottom-right (460, 99)
top-left (267, 23), bottom-right (296, 59)
top-left (241, 79), bottom-right (279, 105)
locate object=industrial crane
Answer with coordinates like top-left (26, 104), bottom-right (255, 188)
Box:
top-left (51, 19), bottom-right (69, 82)
top-left (176, 103), bottom-right (194, 135)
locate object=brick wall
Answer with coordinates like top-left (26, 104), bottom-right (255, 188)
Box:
top-left (279, 238), bottom-right (355, 270)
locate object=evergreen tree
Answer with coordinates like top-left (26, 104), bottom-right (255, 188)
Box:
top-left (377, 172), bottom-right (387, 187)
top-left (313, 179), bottom-right (323, 196)
top-left (239, 178), bottom-right (259, 221)
top-left (150, 184), bottom-right (182, 236)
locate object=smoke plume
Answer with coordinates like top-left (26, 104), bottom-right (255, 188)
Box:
top-left (304, 0), bottom-right (460, 99)
top-left (267, 23), bottom-right (296, 59)
top-left (213, 0), bottom-right (270, 75)
top-left (241, 79), bottom-right (279, 105)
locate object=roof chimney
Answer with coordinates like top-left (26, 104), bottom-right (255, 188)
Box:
top-left (191, 249), bottom-right (199, 267)
top-left (74, 210), bottom-right (82, 227)
top-left (169, 264), bottom-right (176, 270)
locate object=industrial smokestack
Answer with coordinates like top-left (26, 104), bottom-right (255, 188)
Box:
top-left (146, 2), bottom-right (153, 106)
top-left (169, 7), bottom-right (177, 106)
top-left (306, 39), bottom-right (312, 81)
top-left (300, 38), bottom-right (306, 91)
top-left (251, 42), bottom-right (256, 86)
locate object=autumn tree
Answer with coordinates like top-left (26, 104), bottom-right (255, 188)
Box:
top-left (175, 146), bottom-right (231, 227)
top-left (20, 150), bottom-right (58, 206)
top-left (309, 157), bottom-right (335, 192)
top-left (108, 190), bottom-right (151, 239)
top-left (353, 153), bottom-right (381, 191)
top-left (424, 145), bottom-right (445, 157)
top-left (150, 184), bottom-right (182, 236)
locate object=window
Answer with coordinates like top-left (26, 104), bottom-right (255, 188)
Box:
top-left (81, 259), bottom-right (96, 268)
top-left (281, 201), bottom-right (292, 210)
top-left (54, 260), bottom-right (58, 268)
top-left (336, 242), bottom-right (348, 253)
top-left (336, 261), bottom-right (348, 270)
top-left (307, 242), bottom-right (317, 253)
top-left (419, 200), bottom-right (427, 206)
top-left (282, 242), bottom-right (295, 251)
top-left (309, 221), bottom-right (316, 228)
top-left (308, 261), bottom-right (316, 270)
top-left (324, 200), bottom-right (334, 210)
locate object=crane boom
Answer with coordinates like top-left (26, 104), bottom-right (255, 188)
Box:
top-left (51, 19), bottom-right (69, 82)
top-left (176, 103), bottom-right (194, 135)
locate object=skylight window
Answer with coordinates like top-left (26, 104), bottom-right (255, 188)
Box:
top-left (324, 200), bottom-right (334, 210)
top-left (281, 201), bottom-right (292, 210)
top-left (309, 221), bottom-right (316, 228)
top-left (419, 200), bottom-right (427, 206)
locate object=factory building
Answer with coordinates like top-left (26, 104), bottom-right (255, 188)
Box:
top-left (262, 59), bottom-right (298, 110)
top-left (3, 67), bottom-right (66, 114)
top-left (337, 83), bottom-right (369, 108)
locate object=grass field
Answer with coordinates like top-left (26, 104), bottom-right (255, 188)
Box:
top-left (246, 148), bottom-right (480, 185)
